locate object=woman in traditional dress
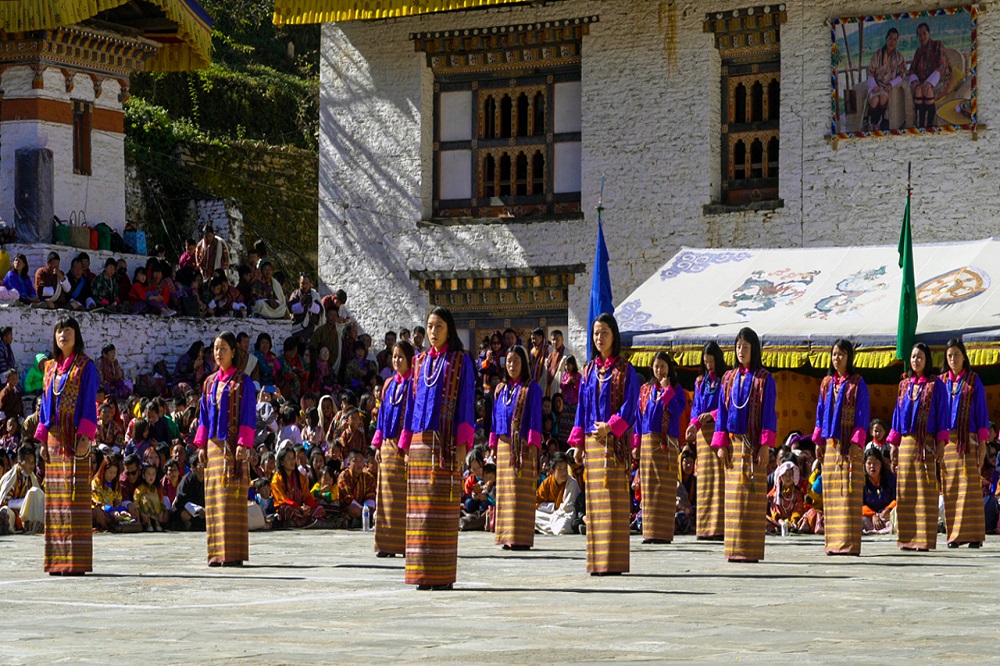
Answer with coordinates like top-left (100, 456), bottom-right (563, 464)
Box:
top-left (686, 342), bottom-right (728, 541)
top-left (568, 313), bottom-right (639, 575)
top-left (193, 331), bottom-right (257, 567)
top-left (399, 307), bottom-right (475, 590)
top-left (633, 351), bottom-right (686, 545)
top-left (490, 345), bottom-right (542, 551)
top-left (35, 315), bottom-right (99, 575)
top-left (888, 342), bottom-right (948, 552)
top-left (939, 338), bottom-right (988, 549)
top-left (713, 327), bottom-right (777, 563)
top-left (371, 340), bottom-right (415, 558)
top-left (812, 339), bottom-right (870, 556)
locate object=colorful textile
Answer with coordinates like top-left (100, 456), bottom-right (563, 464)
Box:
top-left (371, 372), bottom-right (412, 448)
top-left (405, 431), bottom-right (461, 586)
top-left (569, 356), bottom-right (639, 462)
top-left (724, 433), bottom-right (768, 562)
top-left (490, 380), bottom-right (543, 465)
top-left (690, 373), bottom-right (722, 426)
top-left (205, 438), bottom-right (249, 564)
top-left (940, 430), bottom-right (986, 546)
top-left (823, 441), bottom-right (863, 555)
top-left (943, 371), bottom-right (990, 454)
top-left (713, 368), bottom-right (777, 450)
top-left (494, 438), bottom-right (536, 548)
top-left (35, 355), bottom-right (99, 452)
top-left (194, 367), bottom-right (256, 453)
top-left (814, 374), bottom-right (870, 450)
top-left (402, 347), bottom-right (476, 461)
top-left (338, 469), bottom-right (376, 508)
top-left (639, 432), bottom-right (679, 542)
top-left (888, 377), bottom-right (948, 448)
top-left (44, 433), bottom-right (92, 574)
top-left (374, 439), bottom-right (406, 555)
top-left (695, 421), bottom-right (725, 539)
top-left (896, 435), bottom-right (938, 550)
top-left (634, 382), bottom-right (686, 441)
top-left (583, 434), bottom-right (630, 573)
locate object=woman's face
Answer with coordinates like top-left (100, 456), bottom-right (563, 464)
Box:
top-left (831, 344), bottom-right (848, 375)
top-left (735, 337), bottom-right (752, 368)
top-left (104, 464), bottom-right (118, 483)
top-left (704, 353), bottom-right (716, 375)
top-left (506, 351), bottom-right (522, 382)
top-left (13, 257), bottom-right (23, 272)
top-left (910, 347), bottom-right (927, 376)
top-left (552, 395), bottom-right (564, 412)
top-left (426, 314), bottom-right (448, 350)
top-left (55, 326), bottom-right (76, 356)
top-left (865, 455), bottom-right (882, 479)
top-left (280, 452), bottom-right (296, 473)
top-left (142, 466), bottom-right (157, 485)
top-left (259, 338), bottom-right (271, 354)
top-left (469, 459), bottom-right (483, 478)
top-left (946, 346), bottom-right (965, 375)
top-left (592, 321), bottom-right (613, 357)
top-left (214, 338), bottom-right (235, 370)
top-left (681, 455), bottom-right (695, 476)
top-left (319, 346), bottom-right (330, 362)
top-left (652, 358), bottom-right (669, 383)
top-left (871, 422), bottom-right (886, 442)
top-left (321, 400), bottom-right (333, 419)
top-left (392, 347), bottom-right (410, 375)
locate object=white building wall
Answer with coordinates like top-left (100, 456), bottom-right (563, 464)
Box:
top-left (319, 0), bottom-right (1000, 357)
top-left (0, 66), bottom-right (126, 232)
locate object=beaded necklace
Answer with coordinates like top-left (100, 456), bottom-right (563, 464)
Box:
top-left (732, 370), bottom-right (752, 410)
top-left (423, 352), bottom-right (446, 387)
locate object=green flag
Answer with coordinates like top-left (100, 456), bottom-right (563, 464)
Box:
top-left (896, 196), bottom-right (917, 360)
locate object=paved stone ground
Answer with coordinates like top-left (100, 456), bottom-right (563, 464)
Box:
top-left (0, 530), bottom-right (994, 663)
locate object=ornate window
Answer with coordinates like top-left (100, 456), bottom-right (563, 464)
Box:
top-left (413, 17), bottom-right (597, 221)
top-left (72, 100), bottom-right (93, 176)
top-left (705, 5), bottom-right (785, 207)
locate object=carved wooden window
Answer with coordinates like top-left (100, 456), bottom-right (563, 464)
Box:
top-left (72, 100), bottom-right (93, 176)
top-left (434, 70), bottom-right (581, 220)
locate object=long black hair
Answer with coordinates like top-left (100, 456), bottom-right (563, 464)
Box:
top-left (700, 341), bottom-right (727, 378)
top-left (735, 327), bottom-right (763, 372)
top-left (52, 315), bottom-right (85, 360)
top-left (651, 351), bottom-right (679, 387)
top-left (429, 306), bottom-right (464, 352)
top-left (589, 312), bottom-right (622, 360)
top-left (506, 345), bottom-right (531, 384)
top-left (215, 331), bottom-right (238, 353)
top-left (828, 338), bottom-right (856, 377)
top-left (941, 337), bottom-right (971, 375)
top-left (906, 342), bottom-right (935, 379)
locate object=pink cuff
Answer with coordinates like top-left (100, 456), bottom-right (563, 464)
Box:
top-left (238, 425), bottom-right (255, 449)
top-left (607, 414), bottom-right (628, 439)
top-left (977, 428), bottom-right (990, 444)
top-left (850, 427), bottom-right (866, 447)
top-left (371, 430), bottom-right (384, 449)
top-left (527, 429), bottom-right (542, 448)
top-left (761, 429), bottom-right (776, 448)
top-left (886, 429), bottom-right (902, 446)
top-left (34, 424), bottom-right (49, 442)
top-left (489, 433), bottom-right (499, 449)
top-left (457, 423), bottom-right (474, 449)
top-left (936, 430), bottom-right (949, 445)
top-left (193, 425), bottom-right (208, 449)
top-left (660, 386), bottom-right (676, 405)
top-left (568, 426), bottom-right (584, 447)
top-left (76, 419), bottom-right (98, 441)
top-left (711, 430), bottom-right (728, 449)
top-left (811, 426), bottom-right (824, 447)
top-left (631, 432), bottom-right (641, 450)
top-left (398, 429), bottom-right (413, 451)
top-left (709, 409), bottom-right (718, 422)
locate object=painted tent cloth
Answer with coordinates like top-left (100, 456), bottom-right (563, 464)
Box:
top-left (619, 238), bottom-right (1000, 364)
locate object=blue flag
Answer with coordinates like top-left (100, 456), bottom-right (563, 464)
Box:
top-left (587, 214), bottom-right (614, 363)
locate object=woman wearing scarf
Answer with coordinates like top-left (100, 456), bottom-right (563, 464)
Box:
top-left (399, 307), bottom-right (475, 590)
top-left (633, 351), bottom-right (686, 545)
top-left (568, 313), bottom-right (639, 575)
top-left (35, 316), bottom-right (99, 574)
top-left (887, 342), bottom-right (948, 551)
top-left (490, 345), bottom-right (543, 551)
top-left (939, 338), bottom-right (988, 548)
top-left (371, 340), bottom-right (415, 558)
top-left (712, 327), bottom-right (777, 563)
top-left (193, 331), bottom-right (257, 567)
top-left (812, 339), bottom-right (870, 556)
top-left (686, 342), bottom-right (728, 540)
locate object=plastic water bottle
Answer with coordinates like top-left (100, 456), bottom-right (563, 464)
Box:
top-left (362, 505), bottom-right (371, 532)
top-left (780, 519), bottom-right (789, 537)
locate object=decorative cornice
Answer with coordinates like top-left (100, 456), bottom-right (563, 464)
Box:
top-left (704, 4), bottom-right (786, 55)
top-left (0, 25), bottom-right (160, 79)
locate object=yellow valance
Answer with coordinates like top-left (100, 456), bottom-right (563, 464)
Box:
top-left (0, 0), bottom-right (212, 72)
top-left (273, 0), bottom-right (530, 26)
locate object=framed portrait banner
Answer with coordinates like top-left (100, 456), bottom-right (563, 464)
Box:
top-left (829, 6), bottom-right (978, 138)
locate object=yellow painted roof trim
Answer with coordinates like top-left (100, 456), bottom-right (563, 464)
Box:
top-left (0, 0), bottom-right (212, 71)
top-left (273, 0), bottom-right (530, 26)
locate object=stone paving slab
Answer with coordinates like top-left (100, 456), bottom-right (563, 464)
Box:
top-left (0, 530), bottom-right (994, 663)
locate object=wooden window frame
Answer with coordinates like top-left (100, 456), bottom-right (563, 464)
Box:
top-left (72, 100), bottom-right (93, 176)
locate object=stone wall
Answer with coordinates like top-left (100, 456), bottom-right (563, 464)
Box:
top-left (5, 242), bottom-right (148, 278)
top-left (0, 306), bottom-right (294, 380)
top-left (318, 0), bottom-right (1000, 357)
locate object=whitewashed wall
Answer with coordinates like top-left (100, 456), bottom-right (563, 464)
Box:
top-left (0, 65), bottom-right (127, 233)
top-left (318, 0), bottom-right (1000, 357)
top-left (0, 306), bottom-right (294, 380)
